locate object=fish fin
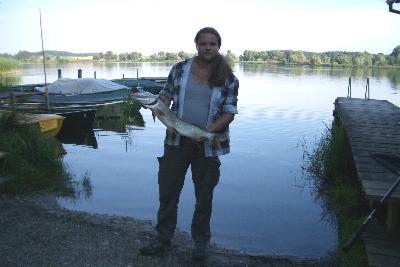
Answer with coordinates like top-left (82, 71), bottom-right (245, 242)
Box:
top-left (155, 110), bottom-right (165, 116)
top-left (150, 109), bottom-right (165, 123)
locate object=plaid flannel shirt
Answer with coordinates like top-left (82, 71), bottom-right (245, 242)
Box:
top-left (159, 57), bottom-right (239, 157)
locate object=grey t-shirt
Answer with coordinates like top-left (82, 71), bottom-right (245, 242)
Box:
top-left (182, 77), bottom-right (213, 130)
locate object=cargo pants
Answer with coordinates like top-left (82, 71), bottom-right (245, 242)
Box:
top-left (155, 136), bottom-right (221, 243)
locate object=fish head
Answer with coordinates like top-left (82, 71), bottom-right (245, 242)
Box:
top-left (131, 91), bottom-right (159, 107)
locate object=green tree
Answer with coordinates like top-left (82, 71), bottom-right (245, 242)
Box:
top-left (287, 51), bottom-right (306, 64)
top-left (363, 52), bottom-right (373, 66)
top-left (178, 51), bottom-right (191, 60)
top-left (165, 52), bottom-right (179, 61)
top-left (334, 54), bottom-right (351, 65)
top-left (15, 50), bottom-right (33, 61)
top-left (130, 52), bottom-right (143, 61)
top-left (352, 53), bottom-right (363, 66)
top-left (225, 50), bottom-right (237, 62)
top-left (149, 53), bottom-right (158, 61)
top-left (390, 45), bottom-right (400, 58)
top-left (373, 53), bottom-right (386, 66)
top-left (118, 53), bottom-right (127, 61)
top-left (310, 55), bottom-right (322, 66)
top-left (268, 50), bottom-right (285, 63)
top-left (240, 50), bottom-right (258, 61)
top-left (104, 51), bottom-right (117, 61)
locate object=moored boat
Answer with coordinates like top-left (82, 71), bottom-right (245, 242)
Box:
top-left (0, 105), bottom-right (96, 130)
top-left (29, 78), bottom-right (130, 104)
top-left (24, 78), bottom-right (165, 104)
top-left (0, 110), bottom-right (65, 137)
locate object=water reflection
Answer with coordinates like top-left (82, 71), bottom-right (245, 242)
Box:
top-left (55, 101), bottom-right (144, 149)
top-left (56, 128), bottom-right (98, 149)
top-left (72, 171), bottom-right (93, 201)
top-left (62, 170), bottom-right (93, 202)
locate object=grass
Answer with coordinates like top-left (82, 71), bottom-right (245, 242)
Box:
top-left (302, 119), bottom-right (369, 266)
top-left (122, 98), bottom-right (145, 126)
top-left (0, 57), bottom-right (20, 73)
top-left (0, 112), bottom-right (75, 196)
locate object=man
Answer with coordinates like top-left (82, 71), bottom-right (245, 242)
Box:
top-left (140, 27), bottom-right (239, 260)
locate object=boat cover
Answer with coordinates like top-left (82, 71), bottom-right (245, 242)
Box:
top-left (35, 78), bottom-right (128, 95)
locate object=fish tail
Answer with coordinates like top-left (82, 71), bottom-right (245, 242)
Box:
top-left (211, 134), bottom-right (227, 150)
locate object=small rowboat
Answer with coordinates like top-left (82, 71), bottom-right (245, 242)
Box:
top-left (0, 111), bottom-right (65, 137)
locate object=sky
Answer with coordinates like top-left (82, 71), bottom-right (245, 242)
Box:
top-left (0, 0), bottom-right (399, 56)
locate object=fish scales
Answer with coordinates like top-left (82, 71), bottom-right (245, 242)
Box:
top-left (131, 91), bottom-right (216, 141)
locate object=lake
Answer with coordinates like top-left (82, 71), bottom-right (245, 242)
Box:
top-left (6, 62), bottom-right (400, 258)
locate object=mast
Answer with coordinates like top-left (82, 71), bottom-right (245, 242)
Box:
top-left (39, 9), bottom-right (49, 110)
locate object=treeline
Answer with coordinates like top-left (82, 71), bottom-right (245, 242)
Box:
top-left (2, 45), bottom-right (400, 67)
top-left (238, 49), bottom-right (398, 66)
top-left (4, 50), bottom-right (96, 59)
top-left (93, 51), bottom-right (193, 62)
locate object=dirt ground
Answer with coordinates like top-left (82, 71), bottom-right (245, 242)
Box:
top-left (0, 193), bottom-right (339, 267)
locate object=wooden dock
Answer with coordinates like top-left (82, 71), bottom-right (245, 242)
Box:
top-left (334, 97), bottom-right (400, 266)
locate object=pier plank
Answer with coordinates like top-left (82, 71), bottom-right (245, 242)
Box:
top-left (335, 97), bottom-right (400, 198)
top-left (335, 97), bottom-right (400, 266)
top-left (364, 225), bottom-right (400, 266)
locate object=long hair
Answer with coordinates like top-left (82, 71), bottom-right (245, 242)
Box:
top-left (194, 27), bottom-right (233, 87)
top-left (209, 54), bottom-right (233, 87)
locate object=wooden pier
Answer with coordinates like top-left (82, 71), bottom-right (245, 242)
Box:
top-left (334, 97), bottom-right (400, 266)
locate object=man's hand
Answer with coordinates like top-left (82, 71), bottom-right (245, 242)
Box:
top-left (193, 137), bottom-right (206, 143)
top-left (207, 113), bottom-right (234, 133)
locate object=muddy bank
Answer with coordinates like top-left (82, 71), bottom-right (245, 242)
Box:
top-left (0, 193), bottom-right (338, 266)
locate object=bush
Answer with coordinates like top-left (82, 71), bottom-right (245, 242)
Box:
top-left (0, 112), bottom-right (74, 195)
top-left (0, 57), bottom-right (20, 73)
top-left (303, 119), bottom-right (369, 266)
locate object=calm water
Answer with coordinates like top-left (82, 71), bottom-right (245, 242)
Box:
top-left (9, 62), bottom-right (400, 258)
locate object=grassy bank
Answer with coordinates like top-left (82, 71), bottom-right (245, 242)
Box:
top-left (303, 119), bottom-right (369, 266)
top-left (0, 112), bottom-right (75, 195)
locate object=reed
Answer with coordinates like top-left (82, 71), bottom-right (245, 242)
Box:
top-left (0, 57), bottom-right (20, 73)
top-left (122, 98), bottom-right (145, 126)
top-left (302, 119), bottom-right (369, 266)
top-left (0, 112), bottom-right (74, 195)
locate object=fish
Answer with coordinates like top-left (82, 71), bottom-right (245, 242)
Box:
top-left (130, 91), bottom-right (217, 141)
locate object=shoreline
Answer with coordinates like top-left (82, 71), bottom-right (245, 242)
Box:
top-left (0, 193), bottom-right (338, 266)
top-left (11, 60), bottom-right (400, 69)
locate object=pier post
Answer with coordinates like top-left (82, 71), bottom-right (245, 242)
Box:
top-left (365, 78), bottom-right (370, 100)
top-left (94, 71), bottom-right (97, 79)
top-left (10, 92), bottom-right (15, 109)
top-left (78, 69), bottom-right (82, 78)
top-left (58, 69), bottom-right (62, 79)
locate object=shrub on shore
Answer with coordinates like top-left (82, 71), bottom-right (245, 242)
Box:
top-left (302, 119), bottom-right (369, 266)
top-left (0, 57), bottom-right (20, 73)
top-left (0, 112), bottom-right (74, 195)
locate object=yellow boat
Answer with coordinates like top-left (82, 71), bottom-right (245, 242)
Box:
top-left (1, 111), bottom-right (65, 137)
